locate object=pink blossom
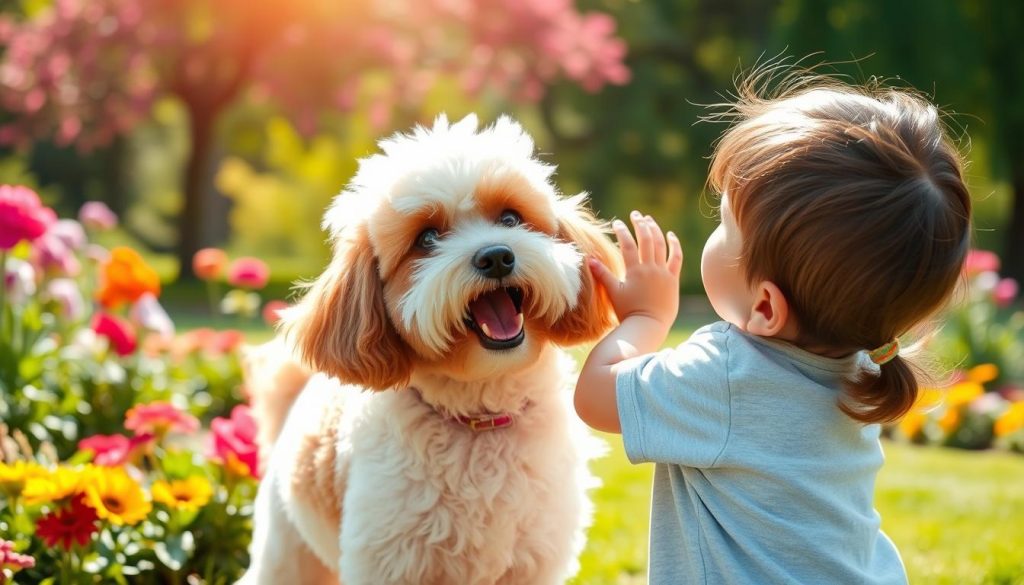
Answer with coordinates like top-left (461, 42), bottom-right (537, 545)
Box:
top-left (45, 278), bottom-right (85, 321)
top-left (209, 405), bottom-right (260, 478)
top-left (78, 200), bottom-right (118, 230)
top-left (963, 249), bottom-right (1000, 276)
top-left (91, 312), bottom-right (137, 356)
top-left (993, 278), bottom-right (1019, 308)
top-left (3, 257), bottom-right (36, 304)
top-left (78, 432), bottom-right (154, 466)
top-left (0, 538), bottom-right (35, 573)
top-left (0, 184), bottom-right (55, 250)
top-left (227, 257), bottom-right (270, 290)
top-left (32, 229), bottom-right (81, 277)
top-left (125, 401), bottom-right (199, 436)
top-left (49, 218), bottom-right (87, 250)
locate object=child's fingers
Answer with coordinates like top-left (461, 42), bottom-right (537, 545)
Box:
top-left (630, 211), bottom-right (654, 264)
top-left (667, 231), bottom-right (684, 276)
top-left (612, 219), bottom-right (639, 266)
top-left (646, 215), bottom-right (668, 265)
top-left (587, 256), bottom-right (620, 292)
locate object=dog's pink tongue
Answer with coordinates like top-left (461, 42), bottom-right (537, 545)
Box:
top-left (469, 290), bottom-right (521, 340)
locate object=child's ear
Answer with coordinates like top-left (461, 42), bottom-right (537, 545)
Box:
top-left (745, 281), bottom-right (790, 337)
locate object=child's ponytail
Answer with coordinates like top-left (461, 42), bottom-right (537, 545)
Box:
top-left (841, 353), bottom-right (919, 424)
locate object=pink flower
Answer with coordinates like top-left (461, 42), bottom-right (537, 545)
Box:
top-left (78, 432), bottom-right (154, 466)
top-left (91, 312), bottom-right (137, 356)
top-left (964, 249), bottom-right (1000, 276)
top-left (994, 278), bottom-right (1019, 308)
top-left (3, 257), bottom-right (36, 305)
top-left (227, 257), bottom-right (270, 290)
top-left (31, 229), bottom-right (81, 277)
top-left (125, 401), bottom-right (199, 437)
top-left (209, 405), bottom-right (260, 478)
top-left (44, 278), bottom-right (85, 321)
top-left (0, 184), bottom-right (55, 250)
top-left (49, 219), bottom-right (87, 250)
top-left (78, 201), bottom-right (117, 231)
top-left (262, 300), bottom-right (289, 326)
top-left (0, 538), bottom-right (35, 573)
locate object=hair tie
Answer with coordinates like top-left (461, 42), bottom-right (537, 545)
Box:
top-left (868, 339), bottom-right (900, 365)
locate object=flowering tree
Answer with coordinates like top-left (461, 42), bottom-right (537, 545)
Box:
top-left (0, 0), bottom-right (629, 277)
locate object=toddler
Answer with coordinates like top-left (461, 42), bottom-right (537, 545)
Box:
top-left (575, 75), bottom-right (971, 584)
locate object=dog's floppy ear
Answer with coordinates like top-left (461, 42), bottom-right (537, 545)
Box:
top-left (549, 194), bottom-right (623, 346)
top-left (280, 226), bottom-right (412, 390)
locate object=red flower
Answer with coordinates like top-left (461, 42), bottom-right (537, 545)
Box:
top-left (78, 433), bottom-right (154, 466)
top-left (227, 257), bottom-right (270, 290)
top-left (0, 184), bottom-right (56, 250)
top-left (34, 494), bottom-right (99, 550)
top-left (209, 405), bottom-right (260, 478)
top-left (125, 401), bottom-right (199, 437)
top-left (91, 313), bottom-right (137, 356)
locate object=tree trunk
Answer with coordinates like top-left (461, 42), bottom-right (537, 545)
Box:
top-left (1004, 171), bottom-right (1024, 287)
top-left (178, 107), bottom-right (216, 281)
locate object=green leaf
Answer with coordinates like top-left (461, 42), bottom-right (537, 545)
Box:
top-left (154, 530), bottom-right (195, 570)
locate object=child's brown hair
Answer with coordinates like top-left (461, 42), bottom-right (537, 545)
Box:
top-left (708, 71), bottom-right (971, 424)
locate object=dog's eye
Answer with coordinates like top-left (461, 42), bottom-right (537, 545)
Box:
top-left (416, 228), bottom-right (440, 250)
top-left (498, 210), bottom-right (522, 228)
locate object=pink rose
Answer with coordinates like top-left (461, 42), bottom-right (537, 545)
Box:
top-left (209, 405), bottom-right (260, 478)
top-left (91, 312), bottom-right (137, 356)
top-left (994, 278), bottom-right (1019, 308)
top-left (78, 432), bottom-right (154, 466)
top-left (78, 201), bottom-right (117, 231)
top-left (227, 257), bottom-right (270, 290)
top-left (31, 230), bottom-right (81, 277)
top-left (963, 249), bottom-right (1000, 277)
top-left (0, 184), bottom-right (55, 250)
top-left (125, 401), bottom-right (199, 436)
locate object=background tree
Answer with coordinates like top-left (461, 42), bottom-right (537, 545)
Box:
top-left (0, 0), bottom-right (629, 277)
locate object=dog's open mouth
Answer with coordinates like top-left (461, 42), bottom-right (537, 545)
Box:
top-left (464, 287), bottom-right (525, 350)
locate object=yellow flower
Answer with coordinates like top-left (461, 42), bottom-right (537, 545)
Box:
top-left (0, 460), bottom-right (45, 498)
top-left (995, 402), bottom-right (1024, 438)
top-left (938, 408), bottom-right (961, 434)
top-left (22, 466), bottom-right (96, 505)
top-left (898, 410), bottom-right (927, 440)
top-left (152, 477), bottom-right (213, 512)
top-left (84, 467), bottom-right (151, 525)
top-left (967, 364), bottom-right (999, 385)
top-left (945, 382), bottom-right (984, 408)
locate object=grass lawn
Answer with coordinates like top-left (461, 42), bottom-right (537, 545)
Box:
top-left (574, 437), bottom-right (1024, 584)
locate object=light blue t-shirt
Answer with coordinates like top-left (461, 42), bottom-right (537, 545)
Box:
top-left (615, 321), bottom-right (907, 584)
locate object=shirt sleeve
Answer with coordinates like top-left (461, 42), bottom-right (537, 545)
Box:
top-left (615, 327), bottom-right (732, 467)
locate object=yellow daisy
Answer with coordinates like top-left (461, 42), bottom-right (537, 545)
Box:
top-left (151, 476), bottom-right (213, 512)
top-left (967, 363), bottom-right (999, 385)
top-left (945, 382), bottom-right (984, 408)
top-left (22, 465), bottom-right (96, 506)
top-left (84, 467), bottom-right (151, 525)
top-left (0, 460), bottom-right (45, 499)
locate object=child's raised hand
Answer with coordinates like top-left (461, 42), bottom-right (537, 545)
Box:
top-left (588, 210), bottom-right (683, 330)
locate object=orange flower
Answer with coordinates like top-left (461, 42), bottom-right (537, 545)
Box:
top-left (193, 248), bottom-right (228, 281)
top-left (96, 247), bottom-right (161, 308)
top-left (995, 402), bottom-right (1024, 437)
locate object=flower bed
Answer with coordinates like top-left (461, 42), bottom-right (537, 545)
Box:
top-left (1, 185), bottom-right (270, 583)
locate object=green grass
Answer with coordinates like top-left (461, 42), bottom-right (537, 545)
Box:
top-left (573, 438), bottom-right (1024, 585)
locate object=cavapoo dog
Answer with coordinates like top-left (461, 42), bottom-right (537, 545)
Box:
top-left (239, 114), bottom-right (621, 585)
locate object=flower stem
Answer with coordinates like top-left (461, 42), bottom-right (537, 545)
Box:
top-left (0, 248), bottom-right (8, 332)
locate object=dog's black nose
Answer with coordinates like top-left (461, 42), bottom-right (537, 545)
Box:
top-left (473, 245), bottom-right (515, 279)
